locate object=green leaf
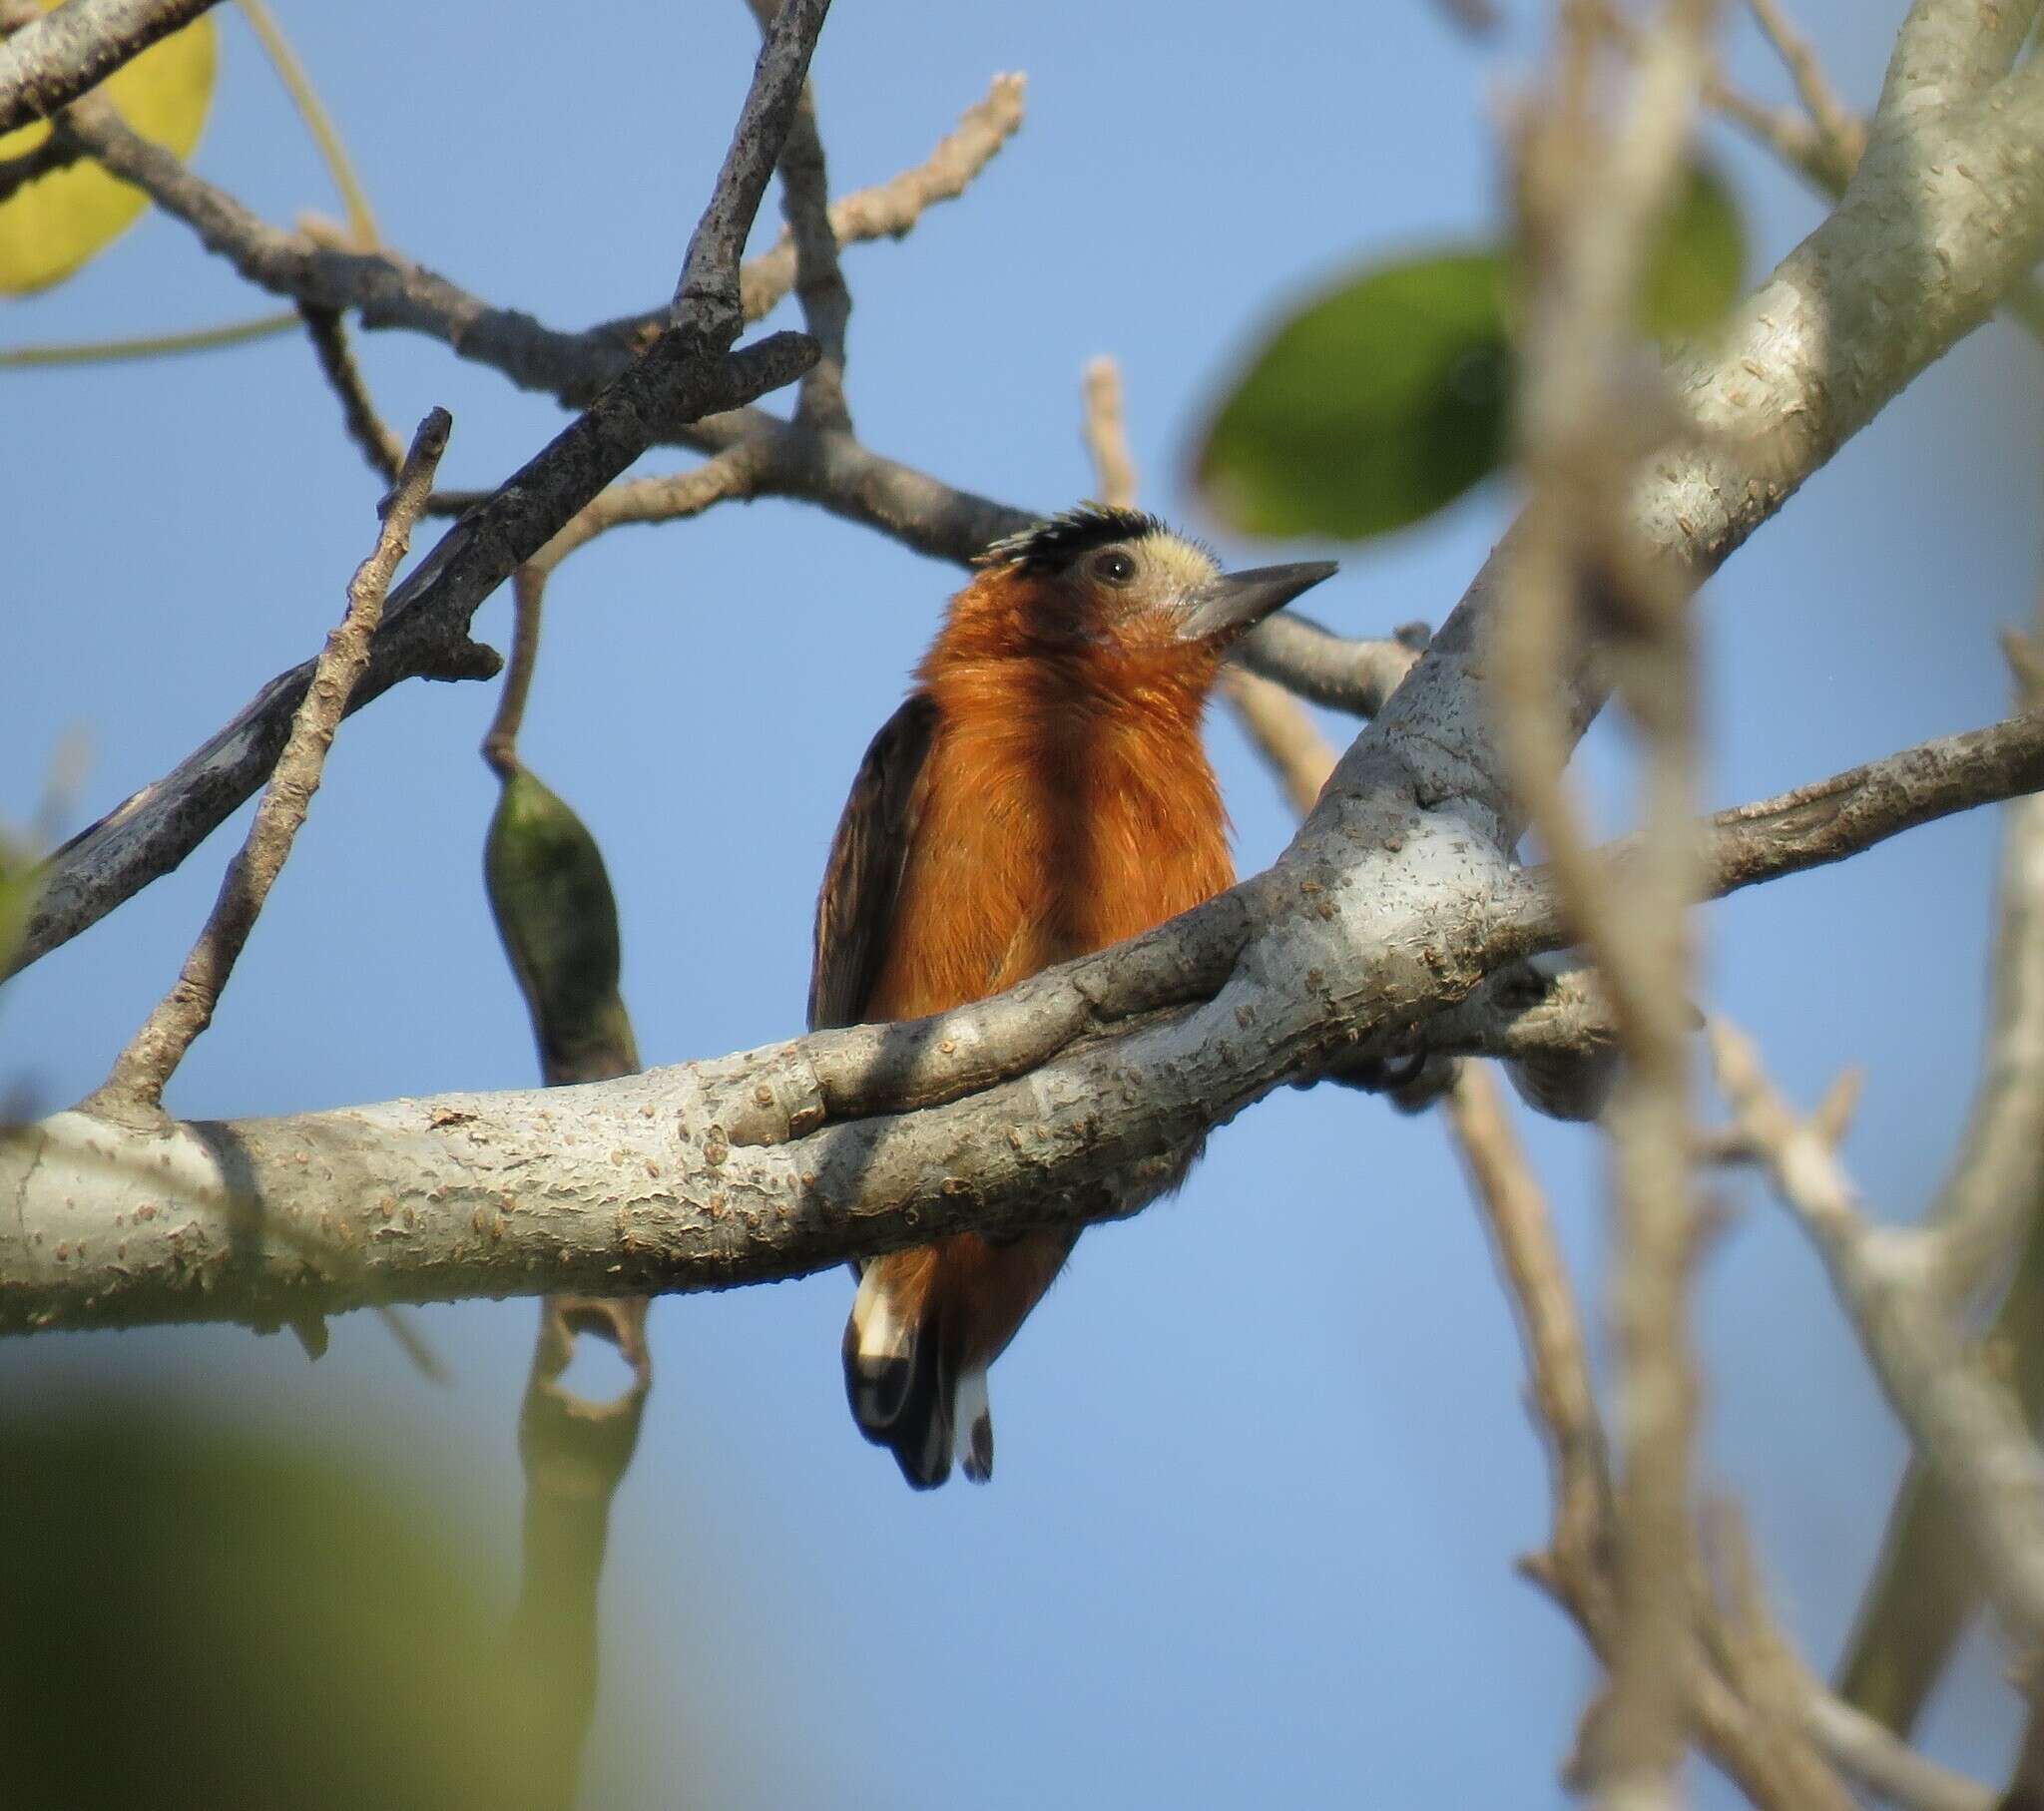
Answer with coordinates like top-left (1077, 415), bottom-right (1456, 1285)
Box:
top-left (1193, 248), bottom-right (1513, 542)
top-left (484, 765), bottom-right (639, 1085)
top-left (1191, 163), bottom-right (1747, 544)
top-left (0, 1405), bottom-right (531, 1810)
top-left (1640, 159), bottom-right (1746, 341)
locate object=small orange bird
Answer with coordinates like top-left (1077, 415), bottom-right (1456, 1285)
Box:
top-left (809, 506), bottom-right (1334, 1489)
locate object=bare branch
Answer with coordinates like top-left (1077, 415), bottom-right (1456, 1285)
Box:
top-left (298, 302), bottom-right (406, 480)
top-left (10, 327), bottom-right (810, 980)
top-left (733, 73), bottom-right (1026, 327)
top-left (85, 409), bottom-right (450, 1117)
top-left (481, 567), bottom-right (548, 781)
top-left (1712, 1019), bottom-right (2044, 1653)
top-left (1233, 613), bottom-right (1424, 718)
top-left (0, 126), bottom-right (80, 204)
top-left (1835, 622), bottom-right (2044, 1737)
top-left (1923, 643), bottom-right (2044, 1299)
top-left (1079, 355), bottom-right (1139, 509)
top-left (1223, 670), bottom-right (1338, 819)
top-left (1804, 1678), bottom-right (1995, 1811)
top-left (1453, 1069), bottom-right (1853, 1810)
top-left (0, 0), bottom-right (219, 136)
top-left (1611, 0), bottom-right (2044, 339)
top-left (13, 2), bottom-right (841, 978)
top-left (1448, 1067), bottom-right (1610, 1574)
top-left (1705, 1502), bottom-right (1991, 1811)
top-left (5, 704), bottom-right (2038, 1336)
top-left (670, 0), bottom-right (833, 340)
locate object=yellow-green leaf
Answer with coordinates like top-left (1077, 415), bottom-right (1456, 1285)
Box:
top-left (0, 6), bottom-right (218, 296)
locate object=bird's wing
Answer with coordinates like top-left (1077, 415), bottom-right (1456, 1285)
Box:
top-left (807, 690), bottom-right (938, 1033)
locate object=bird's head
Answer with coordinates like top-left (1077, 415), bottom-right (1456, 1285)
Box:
top-left (933, 506), bottom-right (1335, 695)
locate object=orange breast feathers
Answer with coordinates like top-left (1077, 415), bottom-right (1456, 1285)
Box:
top-left (819, 507), bottom-right (1336, 1490)
top-left (861, 612), bottom-right (1235, 1022)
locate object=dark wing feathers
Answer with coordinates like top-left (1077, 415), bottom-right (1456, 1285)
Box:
top-left (807, 691), bottom-right (938, 1034)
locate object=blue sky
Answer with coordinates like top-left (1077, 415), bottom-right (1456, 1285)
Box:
top-left (5, 1), bottom-right (2041, 1803)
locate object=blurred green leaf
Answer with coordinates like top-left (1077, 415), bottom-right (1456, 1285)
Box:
top-left (485, 764), bottom-right (639, 1085)
top-left (1640, 159), bottom-right (1746, 341)
top-left (1194, 248), bottom-right (1512, 541)
top-left (0, 1403), bottom-right (527, 1810)
top-left (1192, 163), bottom-right (1745, 544)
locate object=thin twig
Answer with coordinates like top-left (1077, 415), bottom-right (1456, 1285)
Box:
top-left (486, 571), bottom-right (651, 1801)
top-left (0, 311), bottom-right (298, 368)
top-left (1744, 0), bottom-right (1862, 166)
top-left (1450, 1067), bottom-right (1852, 1810)
top-left (1707, 1501), bottom-right (1991, 1811)
top-left (0, 128), bottom-right (80, 203)
top-left (1835, 602), bottom-right (2044, 1744)
top-left (671, 0), bottom-right (835, 337)
top-left (86, 407), bottom-right (451, 1117)
top-left (732, 72), bottom-right (1026, 327)
top-left (234, 0), bottom-right (378, 245)
top-left (744, 0), bottom-right (850, 432)
top-left (483, 566), bottom-right (548, 780)
top-left (523, 446), bottom-right (766, 569)
top-left (1080, 355), bottom-right (1139, 509)
top-left (1224, 669), bottom-right (1337, 818)
top-left (1712, 1018), bottom-right (2044, 1653)
top-left (299, 302), bottom-right (405, 478)
top-left (1447, 1066), bottom-right (1611, 1575)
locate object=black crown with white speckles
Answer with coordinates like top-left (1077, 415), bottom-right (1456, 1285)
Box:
top-left (977, 504), bottom-right (1170, 572)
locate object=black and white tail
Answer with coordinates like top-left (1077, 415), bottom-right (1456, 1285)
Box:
top-left (843, 1257), bottom-right (993, 1491)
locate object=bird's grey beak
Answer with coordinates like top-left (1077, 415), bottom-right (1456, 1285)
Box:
top-left (1178, 561), bottom-right (1337, 643)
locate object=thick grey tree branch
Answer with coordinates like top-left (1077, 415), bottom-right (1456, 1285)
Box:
top-left (0, 0), bottom-right (218, 136)
top-left (5, 708), bottom-right (2038, 1336)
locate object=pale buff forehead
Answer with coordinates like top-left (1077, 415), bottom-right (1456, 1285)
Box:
top-left (1129, 532), bottom-right (1219, 596)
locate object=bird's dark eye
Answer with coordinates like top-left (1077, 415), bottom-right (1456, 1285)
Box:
top-left (1090, 549), bottom-right (1137, 585)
